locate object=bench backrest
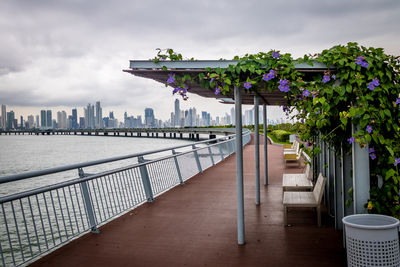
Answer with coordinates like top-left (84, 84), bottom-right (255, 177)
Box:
top-left (313, 173), bottom-right (326, 204)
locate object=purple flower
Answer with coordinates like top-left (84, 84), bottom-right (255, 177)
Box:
top-left (278, 79), bottom-right (290, 92)
top-left (300, 119), bottom-right (304, 123)
top-left (303, 89), bottom-right (311, 97)
top-left (272, 52), bottom-right (280, 58)
top-left (322, 75), bottom-right (330, 83)
top-left (244, 82), bottom-right (252, 89)
top-left (262, 70), bottom-right (276, 81)
top-left (369, 153), bottom-right (376, 160)
top-left (305, 142), bottom-right (309, 148)
top-left (332, 74), bottom-right (336, 80)
top-left (366, 125), bottom-right (373, 133)
top-left (210, 78), bottom-right (214, 83)
top-left (348, 137), bottom-right (355, 144)
top-left (368, 147), bottom-right (375, 154)
top-left (279, 79), bottom-right (288, 85)
top-left (396, 98), bottom-right (400, 105)
top-left (368, 83), bottom-right (375, 90)
top-left (167, 73), bottom-right (175, 84)
top-left (361, 61), bottom-right (369, 68)
top-left (172, 87), bottom-right (179, 94)
top-left (394, 158), bottom-right (400, 166)
top-left (215, 87), bottom-right (221, 95)
top-left (355, 56), bottom-right (369, 68)
top-left (372, 79), bottom-right (380, 86)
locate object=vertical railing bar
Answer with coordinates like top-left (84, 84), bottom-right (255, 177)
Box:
top-left (102, 175), bottom-right (114, 216)
top-left (129, 168), bottom-right (141, 204)
top-left (117, 171), bottom-right (129, 209)
top-left (19, 199), bottom-right (33, 257)
top-left (80, 178), bottom-right (99, 233)
top-left (110, 173), bottom-right (122, 213)
top-left (163, 160), bottom-right (172, 189)
top-left (49, 191), bottom-right (62, 243)
top-left (123, 170), bottom-right (135, 207)
top-left (135, 168), bottom-right (147, 200)
top-left (94, 177), bottom-right (107, 222)
top-left (2, 203), bottom-right (16, 266)
top-left (98, 176), bottom-right (111, 219)
top-left (208, 146), bottom-right (215, 166)
top-left (11, 201), bottom-right (25, 262)
top-left (43, 193), bottom-right (56, 246)
top-left (147, 163), bottom-right (157, 194)
top-left (67, 186), bottom-right (80, 234)
top-left (172, 150), bottom-right (184, 185)
top-left (90, 179), bottom-right (103, 223)
top-left (62, 187), bottom-right (74, 237)
top-left (35, 195), bottom-right (49, 250)
top-left (116, 172), bottom-right (128, 211)
top-left (127, 168), bottom-right (138, 204)
top-left (28, 196), bottom-right (41, 254)
top-left (168, 158), bottom-right (176, 186)
top-left (192, 145), bottom-right (202, 173)
top-left (106, 174), bottom-right (118, 215)
top-left (218, 142), bottom-right (224, 161)
top-left (73, 184), bottom-right (86, 231)
top-left (56, 189), bottom-right (69, 240)
top-left (0, 238), bottom-right (5, 267)
top-left (156, 161), bottom-right (165, 193)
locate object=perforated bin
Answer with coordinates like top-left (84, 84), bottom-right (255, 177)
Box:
top-left (342, 214), bottom-right (400, 267)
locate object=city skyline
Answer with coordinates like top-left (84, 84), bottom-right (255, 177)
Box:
top-left (0, 100), bottom-right (294, 130)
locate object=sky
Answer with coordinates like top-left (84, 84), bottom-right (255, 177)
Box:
top-left (1, 0), bottom-right (400, 122)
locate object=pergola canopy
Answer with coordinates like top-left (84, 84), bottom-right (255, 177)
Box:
top-left (124, 60), bottom-right (331, 106)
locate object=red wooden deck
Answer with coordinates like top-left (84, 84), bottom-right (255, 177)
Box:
top-left (30, 135), bottom-right (346, 267)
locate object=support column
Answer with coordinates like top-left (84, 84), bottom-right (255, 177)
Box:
top-left (254, 95), bottom-right (260, 205)
top-left (352, 125), bottom-right (370, 214)
top-left (263, 104), bottom-right (268, 185)
top-left (234, 85), bottom-right (245, 245)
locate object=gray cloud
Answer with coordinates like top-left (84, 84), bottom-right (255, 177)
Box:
top-left (0, 0), bottom-right (400, 120)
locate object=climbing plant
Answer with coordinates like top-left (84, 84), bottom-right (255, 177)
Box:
top-left (153, 43), bottom-right (400, 218)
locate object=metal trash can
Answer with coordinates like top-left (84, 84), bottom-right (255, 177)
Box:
top-left (342, 214), bottom-right (400, 267)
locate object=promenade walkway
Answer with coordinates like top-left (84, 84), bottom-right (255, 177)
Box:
top-left (30, 135), bottom-right (346, 267)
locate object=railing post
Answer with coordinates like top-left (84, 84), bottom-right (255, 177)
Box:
top-left (263, 104), bottom-right (268, 185)
top-left (207, 146), bottom-right (215, 166)
top-left (218, 140), bottom-right (225, 160)
top-left (192, 145), bottom-right (202, 173)
top-left (78, 168), bottom-right (99, 234)
top-left (254, 95), bottom-right (260, 205)
top-left (138, 156), bottom-right (154, 202)
top-left (172, 149), bottom-right (184, 185)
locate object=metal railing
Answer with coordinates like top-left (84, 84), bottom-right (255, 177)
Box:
top-left (0, 130), bottom-right (251, 266)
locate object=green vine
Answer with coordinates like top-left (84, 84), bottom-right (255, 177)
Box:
top-left (154, 43), bottom-right (400, 218)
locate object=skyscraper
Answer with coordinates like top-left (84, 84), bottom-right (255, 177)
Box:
top-left (72, 108), bottom-right (78, 129)
top-left (95, 101), bottom-right (102, 128)
top-left (35, 115), bottom-right (39, 128)
top-left (40, 110), bottom-right (46, 128)
top-left (28, 115), bottom-right (34, 129)
top-left (46, 110), bottom-right (52, 129)
top-left (84, 103), bottom-right (95, 129)
top-left (1, 104), bottom-right (6, 130)
top-left (144, 108), bottom-right (155, 127)
top-left (7, 111), bottom-right (15, 130)
top-left (174, 99), bottom-right (180, 126)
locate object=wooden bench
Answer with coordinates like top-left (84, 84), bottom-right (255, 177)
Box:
top-left (283, 140), bottom-right (298, 153)
top-left (283, 149), bottom-right (303, 167)
top-left (282, 164), bottom-right (313, 195)
top-left (283, 173), bottom-right (326, 227)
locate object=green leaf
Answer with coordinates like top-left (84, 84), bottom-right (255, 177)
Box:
top-left (386, 146), bottom-right (394, 156)
top-left (385, 169), bottom-right (396, 180)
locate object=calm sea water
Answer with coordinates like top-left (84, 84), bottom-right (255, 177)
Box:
top-left (0, 135), bottom-right (195, 196)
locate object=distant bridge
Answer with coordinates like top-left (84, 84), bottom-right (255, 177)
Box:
top-left (0, 127), bottom-right (236, 140)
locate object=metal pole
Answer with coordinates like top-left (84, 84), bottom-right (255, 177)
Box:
top-left (254, 95), bottom-right (260, 205)
top-left (263, 103), bottom-right (268, 185)
top-left (234, 85), bottom-right (245, 245)
top-left (78, 168), bottom-right (99, 233)
top-left (351, 124), bottom-right (370, 214)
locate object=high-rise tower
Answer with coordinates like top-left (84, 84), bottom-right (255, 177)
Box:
top-left (174, 99), bottom-right (180, 126)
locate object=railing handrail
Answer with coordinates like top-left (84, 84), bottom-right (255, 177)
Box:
top-left (0, 131), bottom-right (247, 184)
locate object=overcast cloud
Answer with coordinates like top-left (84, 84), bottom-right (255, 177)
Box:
top-left (1, 0), bottom-right (400, 120)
